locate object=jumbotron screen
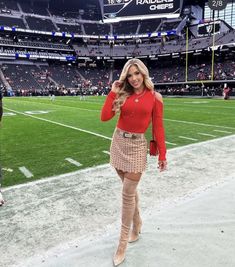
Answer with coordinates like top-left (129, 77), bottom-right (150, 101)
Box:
top-left (103, 0), bottom-right (182, 22)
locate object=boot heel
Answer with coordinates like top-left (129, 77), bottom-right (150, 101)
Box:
top-left (128, 220), bottom-right (142, 243)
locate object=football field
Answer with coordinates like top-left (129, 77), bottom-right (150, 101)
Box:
top-left (1, 95), bottom-right (235, 187)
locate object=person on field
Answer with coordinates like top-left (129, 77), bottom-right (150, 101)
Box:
top-left (223, 84), bottom-right (231, 100)
top-left (101, 58), bottom-right (167, 266)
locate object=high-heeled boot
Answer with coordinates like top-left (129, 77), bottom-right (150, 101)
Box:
top-left (113, 178), bottom-right (139, 266)
top-left (129, 192), bottom-right (142, 243)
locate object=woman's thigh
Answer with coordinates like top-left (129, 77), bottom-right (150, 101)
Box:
top-left (115, 169), bottom-right (142, 182)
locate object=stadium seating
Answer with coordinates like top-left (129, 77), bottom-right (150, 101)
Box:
top-left (0, 0), bottom-right (18, 11)
top-left (25, 16), bottom-right (56, 32)
top-left (57, 23), bottom-right (83, 34)
top-left (112, 21), bottom-right (139, 36)
top-left (83, 23), bottom-right (110, 36)
top-left (0, 0), bottom-right (234, 97)
top-left (1, 64), bottom-right (48, 92)
top-left (0, 16), bottom-right (26, 28)
top-left (138, 19), bottom-right (161, 34)
top-left (20, 2), bottom-right (48, 16)
top-left (42, 64), bottom-right (81, 88)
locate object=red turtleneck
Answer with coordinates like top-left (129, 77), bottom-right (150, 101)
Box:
top-left (101, 89), bottom-right (166, 161)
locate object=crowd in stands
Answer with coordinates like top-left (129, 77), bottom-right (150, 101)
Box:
top-left (148, 61), bottom-right (235, 83)
top-left (0, 59), bottom-right (234, 98)
top-left (0, 63), bottom-right (111, 97)
top-left (0, 0), bottom-right (234, 98)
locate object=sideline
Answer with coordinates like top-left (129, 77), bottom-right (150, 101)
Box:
top-left (3, 134), bottom-right (235, 191)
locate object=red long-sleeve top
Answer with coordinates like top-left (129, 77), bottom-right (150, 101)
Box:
top-left (101, 89), bottom-right (166, 161)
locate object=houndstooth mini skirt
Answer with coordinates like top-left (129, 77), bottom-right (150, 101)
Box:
top-left (110, 128), bottom-right (148, 173)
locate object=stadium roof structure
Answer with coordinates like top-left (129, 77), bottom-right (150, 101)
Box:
top-left (3, 0), bottom-right (235, 26)
top-left (17, 0), bottom-right (102, 11)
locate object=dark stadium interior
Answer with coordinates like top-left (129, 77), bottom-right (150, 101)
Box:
top-left (0, 0), bottom-right (234, 97)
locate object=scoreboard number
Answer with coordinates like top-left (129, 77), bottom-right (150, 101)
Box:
top-left (208, 0), bottom-right (228, 10)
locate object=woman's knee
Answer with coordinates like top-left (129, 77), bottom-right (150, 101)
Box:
top-left (125, 172), bottom-right (142, 182)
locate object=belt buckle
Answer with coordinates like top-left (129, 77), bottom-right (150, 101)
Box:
top-left (123, 132), bottom-right (132, 138)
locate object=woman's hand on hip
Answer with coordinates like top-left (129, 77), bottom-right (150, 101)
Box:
top-left (158, 160), bottom-right (167, 172)
top-left (111, 80), bottom-right (123, 94)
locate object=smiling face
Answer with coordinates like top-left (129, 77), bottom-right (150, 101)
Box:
top-left (126, 65), bottom-right (145, 92)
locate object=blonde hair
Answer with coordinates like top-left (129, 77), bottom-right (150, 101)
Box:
top-left (113, 58), bottom-right (154, 113)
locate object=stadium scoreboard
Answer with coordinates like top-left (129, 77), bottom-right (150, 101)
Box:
top-left (103, 0), bottom-right (182, 22)
top-left (198, 21), bottom-right (220, 36)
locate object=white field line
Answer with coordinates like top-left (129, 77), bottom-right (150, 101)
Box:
top-left (4, 108), bottom-right (112, 141)
top-left (198, 133), bottom-right (217, 137)
top-left (2, 168), bottom-right (13, 172)
top-left (5, 98), bottom-right (101, 112)
top-left (102, 150), bottom-right (110, 155)
top-left (65, 158), bottom-right (82, 167)
top-left (179, 136), bottom-right (198, 141)
top-left (3, 112), bottom-right (16, 116)
top-left (4, 164), bottom-right (110, 191)
top-left (4, 134), bottom-right (235, 191)
top-left (165, 118), bottom-right (235, 130)
top-left (170, 134), bottom-right (235, 152)
top-left (19, 166), bottom-right (33, 178)
top-left (213, 129), bottom-right (232, 134)
top-left (166, 102), bottom-right (235, 110)
top-left (5, 103), bottom-right (235, 130)
top-left (8, 96), bottom-right (235, 109)
top-left (165, 141), bottom-right (177, 146)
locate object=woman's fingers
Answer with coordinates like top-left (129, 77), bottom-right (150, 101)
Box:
top-left (158, 160), bottom-right (167, 172)
top-left (111, 80), bottom-right (123, 93)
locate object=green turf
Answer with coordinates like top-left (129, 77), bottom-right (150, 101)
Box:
top-left (1, 96), bottom-right (234, 187)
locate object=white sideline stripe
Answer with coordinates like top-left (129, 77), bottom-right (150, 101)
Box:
top-left (65, 158), bottom-right (82, 167)
top-left (3, 112), bottom-right (16, 116)
top-left (179, 136), bottom-right (198, 141)
top-left (166, 141), bottom-right (177, 146)
top-left (165, 118), bottom-right (235, 130)
top-left (4, 164), bottom-right (110, 191)
top-left (4, 108), bottom-right (112, 141)
top-left (4, 134), bottom-right (235, 191)
top-left (102, 150), bottom-right (110, 155)
top-left (213, 129), bottom-right (232, 134)
top-left (7, 98), bottom-right (100, 112)
top-left (198, 133), bottom-right (217, 137)
top-left (168, 103), bottom-right (235, 110)
top-left (2, 168), bottom-right (13, 172)
top-left (19, 167), bottom-right (33, 178)
top-left (5, 105), bottom-right (235, 130)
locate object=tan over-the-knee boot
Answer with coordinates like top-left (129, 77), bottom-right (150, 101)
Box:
top-left (129, 192), bottom-right (142, 243)
top-left (113, 178), bottom-right (138, 266)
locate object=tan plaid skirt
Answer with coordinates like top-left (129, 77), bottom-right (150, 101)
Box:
top-left (110, 128), bottom-right (148, 173)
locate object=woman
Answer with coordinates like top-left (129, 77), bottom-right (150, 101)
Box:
top-left (101, 58), bottom-right (167, 266)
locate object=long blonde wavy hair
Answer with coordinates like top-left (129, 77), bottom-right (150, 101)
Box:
top-left (113, 58), bottom-right (154, 113)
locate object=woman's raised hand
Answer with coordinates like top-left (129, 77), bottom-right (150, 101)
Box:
top-left (111, 80), bottom-right (123, 94)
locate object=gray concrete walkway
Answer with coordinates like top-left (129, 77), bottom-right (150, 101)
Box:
top-left (1, 135), bottom-right (235, 267)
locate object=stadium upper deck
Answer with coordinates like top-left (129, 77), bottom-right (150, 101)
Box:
top-left (0, 0), bottom-right (234, 96)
